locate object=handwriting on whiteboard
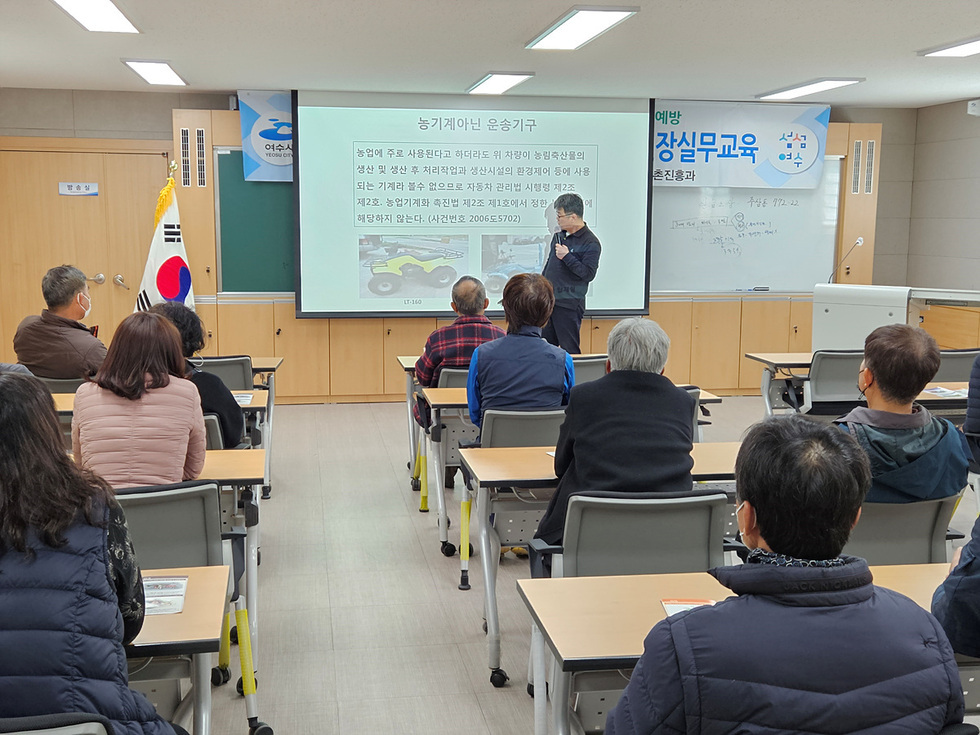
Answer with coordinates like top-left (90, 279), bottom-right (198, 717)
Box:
top-left (670, 211), bottom-right (780, 257)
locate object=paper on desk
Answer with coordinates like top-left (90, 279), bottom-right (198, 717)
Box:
top-left (234, 393), bottom-right (254, 406)
top-left (144, 576), bottom-right (188, 615)
top-left (546, 451), bottom-right (555, 457)
top-left (662, 599), bottom-right (716, 616)
top-left (923, 387), bottom-right (968, 398)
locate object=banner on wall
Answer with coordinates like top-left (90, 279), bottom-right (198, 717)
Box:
top-left (136, 177), bottom-right (195, 311)
top-left (238, 90), bottom-right (293, 182)
top-left (652, 100), bottom-right (830, 189)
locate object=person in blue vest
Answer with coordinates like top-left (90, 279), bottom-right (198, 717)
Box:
top-left (606, 415), bottom-right (964, 734)
top-left (0, 373), bottom-right (186, 735)
top-left (834, 323), bottom-right (969, 502)
top-left (467, 272), bottom-right (574, 429)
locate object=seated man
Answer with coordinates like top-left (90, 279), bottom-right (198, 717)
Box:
top-left (534, 317), bottom-right (694, 548)
top-left (13, 265), bottom-right (106, 379)
top-left (961, 351), bottom-right (980, 471)
top-left (606, 415), bottom-right (965, 734)
top-left (415, 275), bottom-right (505, 486)
top-left (933, 513), bottom-right (980, 658)
top-left (467, 273), bottom-right (573, 428)
top-left (835, 324), bottom-right (969, 503)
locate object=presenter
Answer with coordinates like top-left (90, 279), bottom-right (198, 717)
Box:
top-left (541, 193), bottom-right (600, 353)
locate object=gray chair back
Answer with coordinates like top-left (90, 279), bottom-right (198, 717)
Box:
top-left (678, 384), bottom-right (703, 443)
top-left (843, 492), bottom-right (963, 565)
top-left (115, 481), bottom-right (223, 568)
top-left (802, 350), bottom-right (865, 418)
top-left (0, 714), bottom-right (112, 735)
top-left (571, 356), bottom-right (607, 385)
top-left (935, 349), bottom-right (980, 384)
top-left (437, 368), bottom-right (469, 388)
top-left (561, 490), bottom-right (728, 578)
top-left (204, 414), bottom-right (224, 450)
top-left (956, 654), bottom-right (980, 715)
top-left (35, 376), bottom-right (86, 394)
top-left (480, 408), bottom-right (566, 448)
top-left (199, 355), bottom-right (253, 391)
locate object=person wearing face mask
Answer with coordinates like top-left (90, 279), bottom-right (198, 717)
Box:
top-left (13, 264), bottom-right (107, 379)
top-left (834, 324), bottom-right (969, 503)
top-left (605, 415), bottom-right (964, 735)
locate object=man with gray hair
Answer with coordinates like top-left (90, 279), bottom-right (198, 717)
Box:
top-left (13, 265), bottom-right (106, 379)
top-left (533, 317), bottom-right (695, 553)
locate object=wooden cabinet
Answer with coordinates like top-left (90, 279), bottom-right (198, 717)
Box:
top-left (330, 318), bottom-right (384, 395)
top-left (690, 299), bottom-right (741, 391)
top-left (921, 305), bottom-right (980, 349)
top-left (216, 302), bottom-right (275, 357)
top-left (650, 300), bottom-right (693, 385)
top-left (788, 299), bottom-right (813, 353)
top-left (589, 318), bottom-right (616, 355)
top-left (382, 318), bottom-right (437, 393)
top-left (196, 303), bottom-right (220, 356)
top-left (274, 302), bottom-right (331, 397)
top-left (737, 299), bottom-right (791, 390)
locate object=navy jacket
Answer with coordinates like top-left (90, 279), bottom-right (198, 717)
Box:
top-left (535, 370), bottom-right (694, 546)
top-left (606, 557), bottom-right (964, 734)
top-left (963, 353), bottom-right (980, 471)
top-left (466, 325), bottom-right (573, 428)
top-left (542, 224), bottom-right (601, 304)
top-left (836, 405), bottom-right (970, 503)
top-left (933, 513), bottom-right (980, 658)
top-left (0, 507), bottom-right (174, 735)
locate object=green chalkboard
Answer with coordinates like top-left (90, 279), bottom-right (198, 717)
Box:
top-left (216, 149), bottom-right (294, 292)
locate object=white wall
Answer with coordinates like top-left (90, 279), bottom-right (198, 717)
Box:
top-left (908, 100), bottom-right (980, 289)
top-left (0, 88), bottom-right (230, 139)
top-left (831, 107), bottom-right (917, 286)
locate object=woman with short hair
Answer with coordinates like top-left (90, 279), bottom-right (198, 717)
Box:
top-left (72, 311), bottom-right (206, 488)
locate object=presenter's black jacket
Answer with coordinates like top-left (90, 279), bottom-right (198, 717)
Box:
top-left (534, 369), bottom-right (694, 546)
top-left (542, 224), bottom-right (601, 304)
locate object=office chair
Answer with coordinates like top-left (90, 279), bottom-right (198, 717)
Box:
top-left (34, 376), bottom-right (86, 394)
top-left (935, 349), bottom-right (980, 384)
top-left (570, 355), bottom-right (606, 385)
top-left (198, 355), bottom-right (253, 391)
top-left (0, 714), bottom-right (112, 735)
top-left (801, 350), bottom-right (865, 421)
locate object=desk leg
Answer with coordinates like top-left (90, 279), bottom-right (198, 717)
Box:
top-left (552, 669), bottom-right (572, 735)
top-left (478, 486), bottom-right (506, 684)
top-left (191, 652), bottom-right (211, 735)
top-left (419, 431), bottom-right (429, 512)
top-left (434, 428), bottom-right (448, 546)
top-left (405, 372), bottom-right (417, 472)
top-left (532, 623), bottom-right (547, 735)
top-left (246, 516), bottom-right (260, 673)
top-left (761, 366), bottom-right (775, 417)
top-left (458, 497), bottom-right (471, 590)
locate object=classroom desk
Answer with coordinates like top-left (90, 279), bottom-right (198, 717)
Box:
top-left (518, 563), bottom-right (948, 735)
top-left (129, 565), bottom-right (229, 735)
top-left (250, 356), bottom-right (283, 373)
top-left (458, 441), bottom-right (741, 688)
top-left (53, 390), bottom-right (268, 416)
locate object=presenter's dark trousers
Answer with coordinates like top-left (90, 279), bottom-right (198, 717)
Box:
top-left (543, 300), bottom-right (585, 354)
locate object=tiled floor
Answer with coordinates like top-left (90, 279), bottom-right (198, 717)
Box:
top-left (201, 397), bottom-right (979, 734)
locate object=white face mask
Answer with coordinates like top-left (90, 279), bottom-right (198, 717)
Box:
top-left (77, 292), bottom-right (92, 320)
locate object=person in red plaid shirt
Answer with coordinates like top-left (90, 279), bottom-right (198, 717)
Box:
top-left (415, 276), bottom-right (504, 485)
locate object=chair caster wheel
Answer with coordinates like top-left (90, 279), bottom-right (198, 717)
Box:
top-left (230, 626), bottom-right (238, 644)
top-left (236, 674), bottom-right (258, 695)
top-left (411, 478), bottom-right (421, 492)
top-left (249, 723), bottom-right (273, 735)
top-left (489, 668), bottom-right (509, 688)
top-left (441, 541), bottom-right (456, 557)
top-left (211, 666), bottom-right (230, 686)
top-left (261, 485), bottom-right (271, 500)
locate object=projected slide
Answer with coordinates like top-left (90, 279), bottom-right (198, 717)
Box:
top-left (296, 98), bottom-right (649, 316)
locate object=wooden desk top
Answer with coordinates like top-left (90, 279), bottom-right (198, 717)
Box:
top-left (422, 386), bottom-right (721, 410)
top-left (517, 563), bottom-right (948, 672)
top-left (744, 352), bottom-right (814, 369)
top-left (459, 441), bottom-right (740, 487)
top-left (200, 449), bottom-right (266, 485)
top-left (400, 353), bottom-right (609, 373)
top-left (54, 390), bottom-right (267, 414)
top-left (129, 565), bottom-right (228, 657)
top-left (250, 357), bottom-right (283, 372)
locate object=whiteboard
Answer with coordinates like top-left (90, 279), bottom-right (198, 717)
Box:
top-left (650, 158), bottom-right (841, 292)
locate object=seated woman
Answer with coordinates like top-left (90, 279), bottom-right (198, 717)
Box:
top-left (72, 311), bottom-right (206, 488)
top-left (0, 373), bottom-right (186, 735)
top-left (150, 302), bottom-right (245, 449)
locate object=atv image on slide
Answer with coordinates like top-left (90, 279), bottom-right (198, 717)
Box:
top-left (365, 247), bottom-right (464, 296)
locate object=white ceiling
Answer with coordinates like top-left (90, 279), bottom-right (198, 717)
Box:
top-left (3, 0), bottom-right (980, 108)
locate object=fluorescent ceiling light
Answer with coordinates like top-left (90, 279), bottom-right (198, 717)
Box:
top-left (527, 6), bottom-right (638, 50)
top-left (468, 73), bottom-right (534, 95)
top-left (757, 78), bottom-right (863, 101)
top-left (124, 61), bottom-right (186, 86)
top-left (920, 38), bottom-right (980, 57)
top-left (51, 0), bottom-right (138, 32)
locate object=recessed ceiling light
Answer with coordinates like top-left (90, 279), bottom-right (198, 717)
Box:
top-left (757, 78), bottom-right (864, 101)
top-left (124, 61), bottom-right (186, 86)
top-left (51, 0), bottom-right (138, 33)
top-left (920, 38), bottom-right (980, 57)
top-left (527, 6), bottom-right (638, 51)
top-left (468, 73), bottom-right (534, 95)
